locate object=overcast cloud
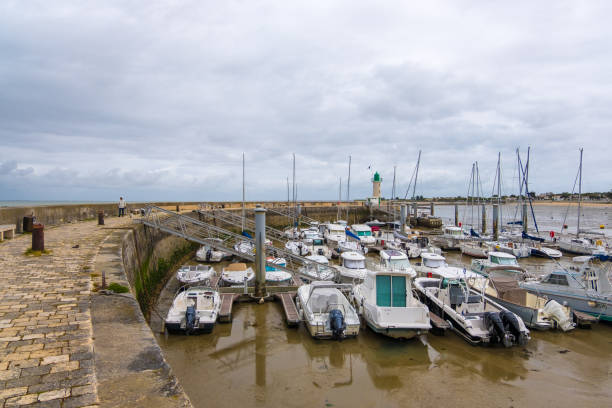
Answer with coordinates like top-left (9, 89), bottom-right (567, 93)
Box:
top-left (1, 0), bottom-right (611, 202)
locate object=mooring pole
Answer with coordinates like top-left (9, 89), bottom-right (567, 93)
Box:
top-left (254, 205), bottom-right (267, 298)
top-left (430, 202), bottom-right (434, 216)
top-left (481, 204), bottom-right (487, 235)
top-left (493, 204), bottom-right (499, 241)
top-left (454, 204), bottom-right (459, 227)
top-left (522, 203), bottom-right (528, 233)
top-left (400, 204), bottom-right (407, 231)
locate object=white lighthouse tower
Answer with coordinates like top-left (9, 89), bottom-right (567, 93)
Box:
top-left (369, 171), bottom-right (382, 205)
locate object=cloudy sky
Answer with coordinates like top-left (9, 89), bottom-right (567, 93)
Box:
top-left (1, 0), bottom-right (610, 202)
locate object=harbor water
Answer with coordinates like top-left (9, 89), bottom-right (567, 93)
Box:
top-left (153, 205), bottom-right (612, 408)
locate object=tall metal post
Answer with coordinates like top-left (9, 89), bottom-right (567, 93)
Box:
top-left (254, 205), bottom-right (267, 298)
top-left (577, 148), bottom-right (583, 236)
top-left (400, 204), bottom-right (407, 230)
top-left (522, 203), bottom-right (528, 233)
top-left (412, 202), bottom-right (417, 217)
top-left (454, 204), bottom-right (459, 227)
top-left (430, 202), bottom-right (434, 216)
top-left (481, 204), bottom-right (487, 234)
top-left (493, 204), bottom-right (499, 241)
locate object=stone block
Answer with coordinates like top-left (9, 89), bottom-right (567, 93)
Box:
top-left (38, 388), bottom-right (69, 402)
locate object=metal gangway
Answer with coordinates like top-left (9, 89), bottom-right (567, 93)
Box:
top-left (197, 206), bottom-right (287, 244)
top-left (138, 205), bottom-right (330, 280)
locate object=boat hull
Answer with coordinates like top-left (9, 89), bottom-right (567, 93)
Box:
top-left (520, 287), bottom-right (612, 321)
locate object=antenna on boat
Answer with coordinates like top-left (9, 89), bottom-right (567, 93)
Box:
top-left (242, 152), bottom-right (245, 232)
top-left (292, 153), bottom-right (296, 231)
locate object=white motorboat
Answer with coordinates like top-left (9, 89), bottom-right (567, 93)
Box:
top-left (221, 263), bottom-right (255, 286)
top-left (529, 244), bottom-right (562, 259)
top-left (308, 236), bottom-right (332, 259)
top-left (234, 240), bottom-right (254, 255)
top-left (296, 281), bottom-right (360, 339)
top-left (413, 252), bottom-right (480, 281)
top-left (459, 240), bottom-right (489, 258)
top-left (431, 225), bottom-right (465, 250)
top-left (366, 219), bottom-right (387, 227)
top-left (337, 239), bottom-right (367, 254)
top-left (283, 227), bottom-right (300, 239)
top-left (379, 250), bottom-right (414, 274)
top-left (285, 240), bottom-right (310, 256)
top-left (414, 277), bottom-right (530, 347)
top-left (165, 286), bottom-right (220, 333)
top-left (471, 251), bottom-right (526, 279)
top-left (490, 241), bottom-right (531, 258)
top-left (176, 265), bottom-right (215, 285)
top-left (265, 257), bottom-right (293, 283)
top-left (298, 255), bottom-right (337, 281)
top-left (351, 268), bottom-right (430, 339)
top-left (558, 236), bottom-right (608, 256)
top-left (334, 251), bottom-right (369, 282)
top-left (195, 239), bottom-right (232, 262)
top-left (323, 223), bottom-right (346, 245)
top-left (350, 224), bottom-right (376, 246)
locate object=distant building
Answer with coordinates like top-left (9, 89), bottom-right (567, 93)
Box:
top-left (368, 171), bottom-right (382, 205)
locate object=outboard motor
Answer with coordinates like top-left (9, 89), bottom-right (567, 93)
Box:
top-left (185, 305), bottom-right (197, 333)
top-left (328, 309), bottom-right (346, 340)
top-left (317, 248), bottom-right (324, 256)
top-left (206, 249), bottom-right (212, 261)
top-left (485, 312), bottom-right (512, 347)
top-left (500, 310), bottom-right (527, 346)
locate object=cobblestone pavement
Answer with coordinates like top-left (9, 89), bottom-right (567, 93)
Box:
top-left (0, 217), bottom-right (130, 407)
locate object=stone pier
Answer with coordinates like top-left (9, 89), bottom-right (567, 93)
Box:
top-left (0, 217), bottom-right (191, 407)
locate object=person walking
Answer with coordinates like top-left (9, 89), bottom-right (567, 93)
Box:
top-left (118, 197), bottom-right (126, 217)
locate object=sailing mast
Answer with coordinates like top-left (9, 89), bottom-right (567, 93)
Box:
top-left (337, 177), bottom-right (342, 221)
top-left (577, 148), bottom-right (583, 236)
top-left (390, 165), bottom-right (396, 223)
top-left (346, 155), bottom-right (352, 221)
top-left (242, 152), bottom-right (245, 232)
top-left (292, 153), bottom-right (296, 233)
top-left (411, 150), bottom-right (421, 220)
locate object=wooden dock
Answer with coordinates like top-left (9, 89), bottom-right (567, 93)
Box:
top-left (573, 310), bottom-right (598, 328)
top-left (218, 293), bottom-right (240, 323)
top-left (275, 292), bottom-right (300, 327)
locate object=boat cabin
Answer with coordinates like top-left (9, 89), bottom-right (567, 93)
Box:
top-left (341, 251), bottom-right (366, 269)
top-left (443, 226), bottom-right (463, 237)
top-left (488, 251), bottom-right (519, 266)
top-left (420, 252), bottom-right (446, 268)
top-left (380, 250), bottom-right (413, 272)
top-left (351, 224), bottom-right (373, 237)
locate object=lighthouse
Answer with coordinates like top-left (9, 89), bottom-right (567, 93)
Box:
top-left (370, 171), bottom-right (382, 205)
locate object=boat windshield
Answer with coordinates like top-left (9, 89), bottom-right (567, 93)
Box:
top-left (344, 259), bottom-right (365, 269)
top-left (389, 259), bottom-right (411, 269)
top-left (423, 258), bottom-right (444, 268)
top-left (491, 255), bottom-right (518, 265)
top-left (313, 239), bottom-right (324, 246)
top-left (357, 231), bottom-right (372, 236)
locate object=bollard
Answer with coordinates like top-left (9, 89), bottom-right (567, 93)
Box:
top-left (15, 217), bottom-right (22, 234)
top-left (481, 205), bottom-right (487, 234)
top-left (430, 202), bottom-right (435, 216)
top-left (23, 216), bottom-right (34, 233)
top-left (98, 210), bottom-right (105, 225)
top-left (254, 205), bottom-right (267, 298)
top-left (32, 224), bottom-right (44, 252)
top-left (522, 203), bottom-right (528, 233)
top-left (493, 204), bottom-right (499, 241)
top-left (176, 205), bottom-right (180, 212)
top-left (454, 204), bottom-right (459, 227)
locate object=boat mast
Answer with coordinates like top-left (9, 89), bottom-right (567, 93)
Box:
top-left (242, 152), bottom-right (245, 232)
top-left (496, 152), bottom-right (502, 224)
top-left (292, 153), bottom-right (296, 231)
top-left (391, 165), bottom-right (396, 222)
top-left (346, 155), bottom-right (351, 221)
top-left (577, 148), bottom-right (583, 236)
top-left (337, 177), bottom-right (342, 221)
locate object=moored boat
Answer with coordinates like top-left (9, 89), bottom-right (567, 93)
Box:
top-left (221, 263), bottom-right (255, 286)
top-left (165, 286), bottom-right (221, 334)
top-left (176, 265), bottom-right (215, 285)
top-left (334, 251), bottom-right (369, 282)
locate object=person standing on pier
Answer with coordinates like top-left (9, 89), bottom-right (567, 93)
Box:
top-left (118, 196), bottom-right (126, 217)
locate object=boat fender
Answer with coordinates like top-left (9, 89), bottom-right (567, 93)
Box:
top-left (500, 310), bottom-right (523, 345)
top-left (329, 309), bottom-right (346, 340)
top-left (185, 305), bottom-right (197, 333)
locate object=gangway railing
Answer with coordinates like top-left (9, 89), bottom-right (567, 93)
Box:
top-left (265, 207), bottom-right (319, 226)
top-left (138, 206), bottom-right (331, 281)
top-left (197, 206), bottom-right (287, 244)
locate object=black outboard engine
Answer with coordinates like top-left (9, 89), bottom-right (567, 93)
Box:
top-left (500, 310), bottom-right (526, 346)
top-left (317, 248), bottom-right (324, 256)
top-left (416, 236), bottom-right (429, 248)
top-left (485, 312), bottom-right (512, 347)
top-left (185, 305), bottom-right (197, 333)
top-left (206, 249), bottom-right (212, 261)
top-left (328, 309), bottom-right (346, 340)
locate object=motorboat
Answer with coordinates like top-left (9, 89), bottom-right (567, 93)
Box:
top-left (337, 239), bottom-right (367, 254)
top-left (413, 252), bottom-right (479, 281)
top-left (307, 235), bottom-right (332, 259)
top-left (265, 257), bottom-right (293, 283)
top-left (176, 265), bottom-right (215, 285)
top-left (298, 255), bottom-right (337, 281)
top-left (283, 227), bottom-right (300, 239)
top-left (529, 244), bottom-right (562, 259)
top-left (165, 286), bottom-right (220, 333)
top-left (234, 240), bottom-right (254, 255)
top-left (334, 251), bottom-right (369, 282)
top-left (519, 258), bottom-right (612, 322)
top-left (431, 225), bottom-right (465, 250)
top-left (221, 263), bottom-right (255, 286)
top-left (459, 240), bottom-right (488, 258)
top-left (366, 219), bottom-right (387, 228)
top-left (285, 240), bottom-right (310, 256)
top-left (471, 251), bottom-right (525, 278)
top-left (558, 236), bottom-right (608, 256)
top-left (195, 239), bottom-right (232, 262)
top-left (350, 224), bottom-right (376, 246)
top-left (414, 277), bottom-right (530, 347)
top-left (323, 223), bottom-right (346, 245)
top-left (379, 250), bottom-right (415, 274)
top-left (351, 268), bottom-right (430, 339)
top-left (296, 281), bottom-right (360, 339)
top-left (481, 277), bottom-right (574, 331)
top-left (490, 241), bottom-right (531, 258)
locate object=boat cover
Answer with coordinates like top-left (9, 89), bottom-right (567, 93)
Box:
top-left (490, 277), bottom-right (527, 305)
top-left (522, 231), bottom-right (544, 242)
top-left (345, 229), bottom-right (360, 241)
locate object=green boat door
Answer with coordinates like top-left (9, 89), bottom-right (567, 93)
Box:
top-left (376, 275), bottom-right (406, 307)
